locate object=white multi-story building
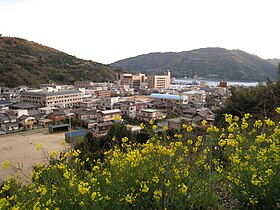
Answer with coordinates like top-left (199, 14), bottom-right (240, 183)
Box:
top-left (147, 70), bottom-right (171, 89)
top-left (96, 97), bottom-right (120, 110)
top-left (120, 73), bottom-right (146, 88)
top-left (20, 89), bottom-right (83, 107)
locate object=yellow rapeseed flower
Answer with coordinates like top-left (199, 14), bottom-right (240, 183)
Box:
top-left (264, 118), bottom-right (275, 127)
top-left (153, 189), bottom-right (162, 201)
top-left (249, 197), bottom-right (258, 205)
top-left (201, 120), bottom-right (207, 127)
top-left (78, 181), bottom-right (91, 195)
top-left (254, 120), bottom-right (263, 128)
top-left (179, 183), bottom-right (188, 194)
top-left (124, 193), bottom-right (136, 204)
top-left (140, 123), bottom-right (145, 129)
top-left (224, 113), bottom-right (233, 124)
top-left (113, 115), bottom-right (122, 121)
top-left (244, 113), bottom-right (252, 119)
top-left (233, 116), bottom-right (239, 122)
top-left (122, 137), bottom-right (128, 143)
top-left (63, 170), bottom-right (70, 179)
top-left (59, 140), bottom-right (66, 146)
top-left (140, 182), bottom-right (149, 193)
top-left (187, 139), bottom-right (193, 145)
top-left (2, 183), bottom-right (10, 191)
top-left (50, 150), bottom-right (58, 158)
top-left (152, 176), bottom-right (159, 183)
top-left (187, 126), bottom-right (193, 132)
top-left (164, 179), bottom-right (171, 187)
top-left (36, 185), bottom-right (47, 196)
top-left (2, 160), bottom-right (10, 169)
top-left (265, 169), bottom-right (273, 176)
top-left (36, 143), bottom-right (42, 151)
top-left (163, 125), bottom-right (168, 131)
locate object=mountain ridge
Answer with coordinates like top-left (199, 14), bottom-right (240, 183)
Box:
top-left (0, 36), bottom-right (119, 87)
top-left (111, 48), bottom-right (278, 81)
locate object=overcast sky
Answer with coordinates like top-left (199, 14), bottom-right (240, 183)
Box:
top-left (0, 0), bottom-right (279, 64)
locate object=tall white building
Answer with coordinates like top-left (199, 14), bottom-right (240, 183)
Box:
top-left (147, 70), bottom-right (171, 89)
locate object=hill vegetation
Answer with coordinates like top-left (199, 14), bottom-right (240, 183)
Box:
top-left (0, 36), bottom-right (119, 87)
top-left (111, 48), bottom-right (278, 81)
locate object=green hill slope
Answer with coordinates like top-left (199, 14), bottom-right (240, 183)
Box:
top-left (0, 36), bottom-right (118, 87)
top-left (111, 48), bottom-right (278, 81)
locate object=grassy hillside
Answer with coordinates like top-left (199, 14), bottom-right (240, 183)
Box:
top-left (0, 36), bottom-right (119, 87)
top-left (111, 48), bottom-right (278, 81)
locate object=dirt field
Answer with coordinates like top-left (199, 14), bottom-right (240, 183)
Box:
top-left (0, 128), bottom-right (71, 183)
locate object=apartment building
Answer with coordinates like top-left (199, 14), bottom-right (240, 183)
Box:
top-left (146, 70), bottom-right (171, 89)
top-left (183, 90), bottom-right (206, 104)
top-left (120, 73), bottom-right (146, 88)
top-left (113, 101), bottom-right (137, 119)
top-left (97, 97), bottom-right (120, 110)
top-left (21, 89), bottom-right (83, 107)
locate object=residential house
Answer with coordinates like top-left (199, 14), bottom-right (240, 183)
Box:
top-left (183, 90), bottom-right (206, 106)
top-left (75, 100), bottom-right (97, 110)
top-left (167, 117), bottom-right (192, 130)
top-left (72, 109), bottom-right (97, 129)
top-left (49, 110), bottom-right (66, 123)
top-left (113, 101), bottom-right (137, 119)
top-left (95, 121), bottom-right (114, 134)
top-left (0, 115), bottom-right (19, 133)
top-left (192, 108), bottom-right (215, 125)
top-left (0, 100), bottom-right (13, 111)
top-left (149, 93), bottom-right (188, 113)
top-left (10, 102), bottom-right (37, 110)
top-left (18, 115), bottom-right (37, 129)
top-left (38, 119), bottom-right (53, 127)
top-left (98, 109), bottom-right (122, 122)
top-left (137, 109), bottom-right (165, 122)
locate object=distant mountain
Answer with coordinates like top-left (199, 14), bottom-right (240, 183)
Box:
top-left (0, 36), bottom-right (119, 87)
top-left (111, 48), bottom-right (279, 81)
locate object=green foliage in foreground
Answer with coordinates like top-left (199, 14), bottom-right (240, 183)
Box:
top-left (215, 80), bottom-right (280, 124)
top-left (1, 112), bottom-right (280, 209)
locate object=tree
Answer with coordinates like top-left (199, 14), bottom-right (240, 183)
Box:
top-left (215, 80), bottom-right (280, 125)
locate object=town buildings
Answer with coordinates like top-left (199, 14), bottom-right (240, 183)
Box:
top-left (119, 70), bottom-right (171, 90)
top-left (0, 70), bottom-right (232, 135)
